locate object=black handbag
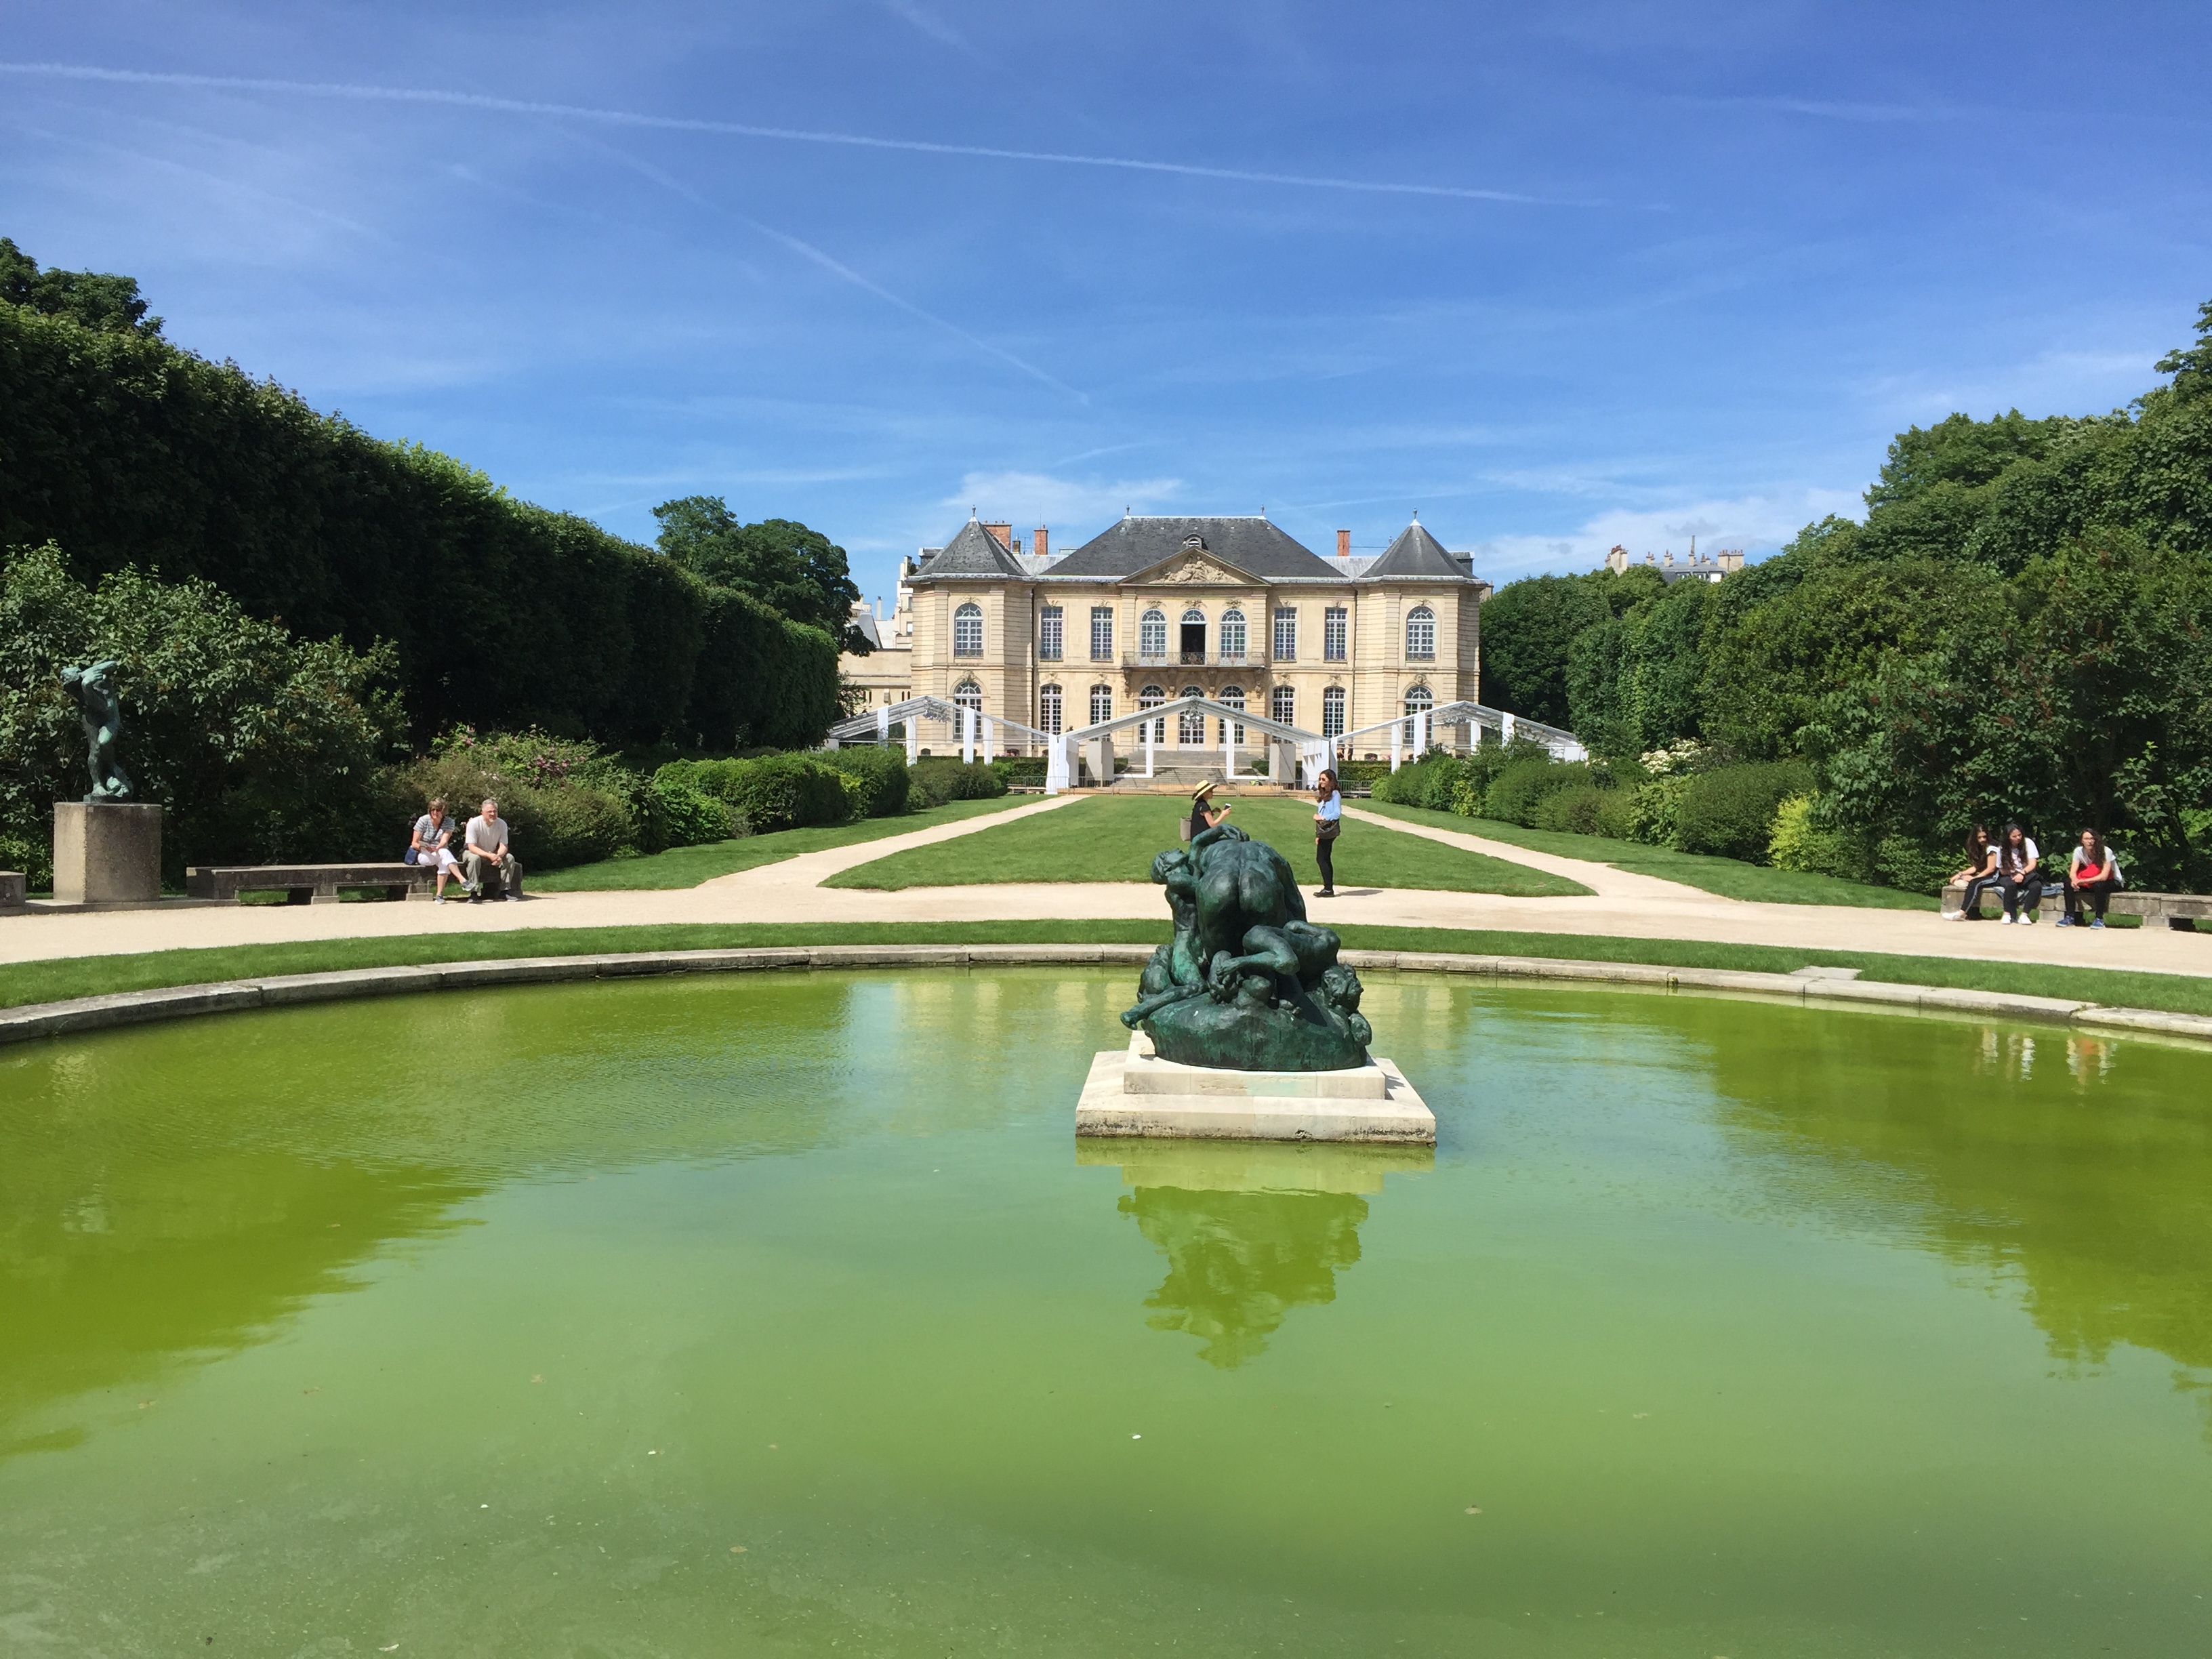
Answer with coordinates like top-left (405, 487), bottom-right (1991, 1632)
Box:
top-left (1316, 817), bottom-right (1341, 841)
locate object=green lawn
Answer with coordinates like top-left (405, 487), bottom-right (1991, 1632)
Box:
top-left (531, 796), bottom-right (1033, 890)
top-left (822, 793), bottom-right (1592, 896)
top-left (3, 919), bottom-right (2210, 1018)
top-left (1355, 800), bottom-right (1942, 910)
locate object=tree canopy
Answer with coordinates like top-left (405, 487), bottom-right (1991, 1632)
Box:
top-left (1475, 294), bottom-right (2212, 885)
top-left (653, 497), bottom-right (867, 652)
top-left (0, 237), bottom-right (162, 337)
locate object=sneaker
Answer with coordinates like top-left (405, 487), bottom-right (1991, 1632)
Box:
top-left (433, 895), bottom-right (445, 905)
top-left (2022, 914), bottom-right (2037, 925)
top-left (2054, 916), bottom-right (2072, 927)
top-left (1999, 914), bottom-right (2013, 925)
top-left (1315, 888), bottom-right (1335, 898)
top-left (501, 893), bottom-right (518, 902)
top-left (2091, 918), bottom-right (2106, 929)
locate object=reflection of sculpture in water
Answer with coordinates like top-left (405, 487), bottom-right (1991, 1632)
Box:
top-left (59, 660), bottom-right (134, 802)
top-left (1122, 820), bottom-right (1372, 1071)
top-left (1120, 1183), bottom-right (1368, 1369)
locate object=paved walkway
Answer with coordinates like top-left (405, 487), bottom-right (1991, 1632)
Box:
top-left (2, 794), bottom-right (2207, 979)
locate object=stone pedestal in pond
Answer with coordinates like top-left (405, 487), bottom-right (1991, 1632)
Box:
top-left (1077, 1032), bottom-right (1434, 1144)
top-left (52, 802), bottom-right (163, 905)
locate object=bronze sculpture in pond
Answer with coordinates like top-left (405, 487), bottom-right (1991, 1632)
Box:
top-left (59, 660), bottom-right (134, 803)
top-left (1122, 814), bottom-right (1372, 1071)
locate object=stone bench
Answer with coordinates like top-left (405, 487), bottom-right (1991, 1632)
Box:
top-left (1943, 880), bottom-right (2209, 930)
top-left (185, 862), bottom-right (436, 905)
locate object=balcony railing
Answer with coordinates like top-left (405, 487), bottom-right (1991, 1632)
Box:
top-left (1121, 651), bottom-right (1269, 670)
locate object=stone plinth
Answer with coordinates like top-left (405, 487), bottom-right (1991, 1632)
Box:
top-left (1077, 1033), bottom-right (1434, 1144)
top-left (0, 870), bottom-right (24, 909)
top-left (52, 802), bottom-right (163, 905)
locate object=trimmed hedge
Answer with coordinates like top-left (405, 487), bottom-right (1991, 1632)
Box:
top-left (0, 302), bottom-right (840, 750)
top-left (1673, 760), bottom-right (1816, 863)
top-left (659, 754), bottom-right (853, 834)
top-left (821, 747), bottom-right (912, 817)
top-left (909, 758), bottom-right (1007, 807)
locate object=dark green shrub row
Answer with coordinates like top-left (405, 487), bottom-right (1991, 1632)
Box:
top-left (821, 746), bottom-right (912, 817)
top-left (990, 756), bottom-right (1048, 787)
top-left (658, 754), bottom-right (855, 834)
top-left (909, 757), bottom-right (1007, 807)
top-left (0, 302), bottom-right (840, 750)
top-left (1671, 760), bottom-right (1816, 862)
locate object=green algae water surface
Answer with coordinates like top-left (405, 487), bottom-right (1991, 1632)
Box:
top-left (3, 968), bottom-right (2210, 1657)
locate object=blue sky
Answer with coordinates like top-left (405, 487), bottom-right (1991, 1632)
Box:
top-left (4, 3), bottom-right (2208, 608)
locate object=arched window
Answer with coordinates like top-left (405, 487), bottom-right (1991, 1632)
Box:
top-left (1270, 685), bottom-right (1294, 725)
top-left (1406, 605), bottom-right (1436, 660)
top-left (1322, 685), bottom-right (1346, 739)
top-left (1218, 684), bottom-right (1246, 745)
top-left (954, 679), bottom-right (983, 714)
top-left (1139, 684), bottom-right (1166, 743)
top-left (953, 602), bottom-right (983, 657)
top-left (1089, 683), bottom-right (1113, 726)
top-left (1220, 608), bottom-right (1247, 662)
top-left (1178, 686), bottom-right (1206, 745)
top-left (1404, 683), bottom-right (1433, 748)
top-left (1039, 683), bottom-right (1062, 735)
top-left (1139, 609), bottom-right (1167, 659)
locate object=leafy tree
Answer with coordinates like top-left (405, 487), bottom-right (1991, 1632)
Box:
top-left (653, 496), bottom-right (867, 651)
top-left (0, 237), bottom-right (162, 336)
top-left (2152, 298), bottom-right (2212, 407)
top-left (1865, 409), bottom-right (2078, 510)
top-left (1479, 565), bottom-right (1658, 726)
top-left (0, 544), bottom-right (405, 883)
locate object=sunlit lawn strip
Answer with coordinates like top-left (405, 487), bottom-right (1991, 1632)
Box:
top-left (1355, 800), bottom-right (1942, 910)
top-left (5, 920), bottom-right (2209, 1019)
top-left (822, 794), bottom-right (1591, 897)
top-left (531, 795), bottom-right (1035, 890)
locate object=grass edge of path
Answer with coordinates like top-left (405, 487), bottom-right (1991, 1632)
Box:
top-left (4, 920), bottom-right (2210, 1019)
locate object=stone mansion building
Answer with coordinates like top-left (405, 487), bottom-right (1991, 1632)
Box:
top-left (840, 512), bottom-right (1490, 756)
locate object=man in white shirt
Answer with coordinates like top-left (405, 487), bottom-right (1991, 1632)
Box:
top-left (464, 797), bottom-right (520, 902)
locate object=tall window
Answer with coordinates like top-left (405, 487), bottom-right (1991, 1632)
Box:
top-left (1039, 683), bottom-right (1063, 733)
top-left (1405, 605), bottom-right (1435, 661)
top-left (954, 602), bottom-right (983, 657)
top-left (1322, 685), bottom-right (1346, 738)
top-left (1039, 605), bottom-right (1063, 661)
top-left (1178, 686), bottom-right (1206, 745)
top-left (1089, 683), bottom-right (1113, 725)
top-left (1273, 608), bottom-right (1296, 661)
top-left (1180, 607), bottom-right (1206, 665)
top-left (953, 680), bottom-right (983, 739)
top-left (1219, 685), bottom-right (1246, 745)
top-left (1138, 684), bottom-right (1166, 743)
top-left (1139, 609), bottom-right (1168, 659)
top-left (1271, 685), bottom-right (1295, 725)
top-left (1324, 606), bottom-right (1348, 662)
top-left (1220, 609), bottom-right (1247, 662)
top-left (1404, 683), bottom-right (1433, 747)
top-left (1090, 606), bottom-right (1114, 661)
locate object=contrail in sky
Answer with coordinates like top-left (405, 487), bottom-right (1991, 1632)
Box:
top-left (0, 60), bottom-right (1577, 207)
top-left (582, 138), bottom-right (1087, 400)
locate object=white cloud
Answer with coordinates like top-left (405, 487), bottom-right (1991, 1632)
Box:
top-left (941, 470), bottom-right (1184, 532)
top-left (1464, 487), bottom-right (1862, 584)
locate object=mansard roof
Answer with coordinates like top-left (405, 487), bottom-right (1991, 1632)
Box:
top-left (1365, 518), bottom-right (1467, 580)
top-left (915, 518), bottom-right (1029, 578)
top-left (1046, 515), bottom-right (1340, 581)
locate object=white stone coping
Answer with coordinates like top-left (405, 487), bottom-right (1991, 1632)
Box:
top-left (1076, 1044), bottom-right (1435, 1143)
top-left (0, 941), bottom-right (2209, 1047)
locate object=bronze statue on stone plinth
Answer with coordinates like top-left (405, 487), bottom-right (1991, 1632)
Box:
top-left (1122, 811), bottom-right (1372, 1072)
top-left (60, 660), bottom-right (134, 803)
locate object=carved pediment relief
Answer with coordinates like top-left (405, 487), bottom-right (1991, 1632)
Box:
top-left (1128, 553), bottom-right (1248, 587)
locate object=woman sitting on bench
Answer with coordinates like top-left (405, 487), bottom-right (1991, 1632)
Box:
top-left (409, 796), bottom-right (472, 903)
top-left (2059, 830), bottom-right (2122, 928)
top-left (1946, 825), bottom-right (1999, 920)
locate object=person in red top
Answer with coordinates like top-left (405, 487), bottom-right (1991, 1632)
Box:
top-left (2059, 829), bottom-right (2123, 928)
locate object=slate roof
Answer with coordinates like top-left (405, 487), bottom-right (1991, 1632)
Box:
top-left (1045, 516), bottom-right (1340, 581)
top-left (914, 518), bottom-right (1029, 579)
top-left (1364, 518), bottom-right (1469, 580)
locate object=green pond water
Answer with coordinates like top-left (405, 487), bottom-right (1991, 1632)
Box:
top-left (3, 969), bottom-right (2210, 1658)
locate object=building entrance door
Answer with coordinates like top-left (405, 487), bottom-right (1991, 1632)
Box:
top-left (1179, 621), bottom-right (1206, 663)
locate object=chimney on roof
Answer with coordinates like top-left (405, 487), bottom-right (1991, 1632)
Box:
top-left (1717, 548), bottom-right (1745, 574)
top-left (1033, 525), bottom-right (1048, 558)
top-left (983, 521), bottom-right (1012, 550)
top-left (1336, 529), bottom-right (1351, 558)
